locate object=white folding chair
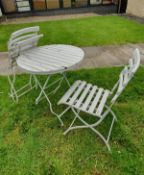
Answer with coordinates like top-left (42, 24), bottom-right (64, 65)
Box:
top-left (57, 48), bottom-right (141, 151)
top-left (8, 26), bottom-right (43, 102)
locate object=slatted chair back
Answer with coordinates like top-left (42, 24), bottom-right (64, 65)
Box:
top-left (111, 48), bottom-right (140, 103)
top-left (8, 26), bottom-right (43, 63)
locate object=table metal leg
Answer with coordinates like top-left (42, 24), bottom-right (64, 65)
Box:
top-left (33, 73), bottom-right (71, 125)
top-left (62, 72), bottom-right (71, 87)
top-left (33, 75), bottom-right (66, 125)
top-left (35, 75), bottom-right (51, 104)
top-left (35, 73), bottom-right (70, 104)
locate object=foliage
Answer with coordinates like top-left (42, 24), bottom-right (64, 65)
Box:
top-left (0, 16), bottom-right (144, 51)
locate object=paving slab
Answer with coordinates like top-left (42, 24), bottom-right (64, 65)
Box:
top-left (78, 44), bottom-right (144, 69)
top-left (0, 44), bottom-right (144, 75)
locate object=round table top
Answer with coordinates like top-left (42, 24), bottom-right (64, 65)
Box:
top-left (17, 44), bottom-right (85, 74)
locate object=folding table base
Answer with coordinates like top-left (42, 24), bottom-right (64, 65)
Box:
top-left (33, 72), bottom-right (70, 125)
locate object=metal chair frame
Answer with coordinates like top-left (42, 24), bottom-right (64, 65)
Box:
top-left (8, 26), bottom-right (43, 102)
top-left (58, 48), bottom-right (141, 151)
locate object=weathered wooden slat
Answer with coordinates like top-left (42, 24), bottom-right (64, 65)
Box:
top-left (68, 81), bottom-right (86, 105)
top-left (58, 81), bottom-right (81, 105)
top-left (17, 45), bottom-right (84, 74)
top-left (81, 85), bottom-right (97, 111)
top-left (75, 83), bottom-right (92, 108)
top-left (88, 88), bottom-right (103, 114)
top-left (11, 26), bottom-right (39, 39)
top-left (96, 90), bottom-right (110, 116)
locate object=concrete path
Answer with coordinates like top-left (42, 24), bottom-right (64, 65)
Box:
top-left (1, 13), bottom-right (99, 25)
top-left (0, 43), bottom-right (144, 75)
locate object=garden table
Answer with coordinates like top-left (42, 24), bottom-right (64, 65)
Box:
top-left (16, 44), bottom-right (84, 124)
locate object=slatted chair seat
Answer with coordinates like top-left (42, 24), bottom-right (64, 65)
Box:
top-left (58, 80), bottom-right (111, 117)
top-left (57, 48), bottom-right (141, 151)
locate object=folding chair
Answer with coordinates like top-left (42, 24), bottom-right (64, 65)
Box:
top-left (8, 26), bottom-right (43, 102)
top-left (57, 48), bottom-right (141, 151)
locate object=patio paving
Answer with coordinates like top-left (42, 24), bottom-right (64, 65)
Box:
top-left (1, 13), bottom-right (100, 25)
top-left (0, 43), bottom-right (144, 76)
top-left (1, 13), bottom-right (143, 25)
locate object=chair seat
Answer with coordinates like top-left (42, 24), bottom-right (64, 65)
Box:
top-left (58, 80), bottom-right (111, 117)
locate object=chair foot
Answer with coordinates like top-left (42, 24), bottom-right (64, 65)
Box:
top-left (35, 99), bottom-right (39, 105)
top-left (57, 116), bottom-right (64, 127)
top-left (105, 141), bottom-right (111, 152)
top-left (60, 122), bottom-right (64, 127)
top-left (63, 128), bottom-right (71, 135)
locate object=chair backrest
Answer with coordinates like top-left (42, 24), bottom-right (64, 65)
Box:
top-left (8, 26), bottom-right (43, 62)
top-left (111, 48), bottom-right (140, 104)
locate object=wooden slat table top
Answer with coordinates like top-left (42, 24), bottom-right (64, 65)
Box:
top-left (17, 44), bottom-right (85, 74)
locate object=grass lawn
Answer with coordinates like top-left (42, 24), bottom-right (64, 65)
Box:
top-left (0, 15), bottom-right (144, 51)
top-left (0, 67), bottom-right (144, 175)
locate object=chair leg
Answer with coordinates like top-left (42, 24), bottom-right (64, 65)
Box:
top-left (106, 108), bottom-right (117, 144)
top-left (8, 74), bottom-right (19, 102)
top-left (57, 106), bottom-right (71, 120)
top-left (63, 115), bottom-right (78, 135)
top-left (8, 73), bottom-right (38, 102)
top-left (63, 107), bottom-right (117, 151)
top-left (106, 116), bottom-right (115, 144)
